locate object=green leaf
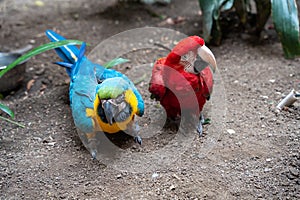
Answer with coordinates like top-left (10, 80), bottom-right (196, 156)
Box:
top-left (103, 57), bottom-right (130, 69)
top-left (0, 102), bottom-right (25, 128)
top-left (0, 115), bottom-right (25, 128)
top-left (0, 40), bottom-right (84, 78)
top-left (222, 0), bottom-right (234, 11)
top-left (0, 102), bottom-right (14, 119)
top-left (271, 0), bottom-right (300, 58)
top-left (198, 0), bottom-right (234, 42)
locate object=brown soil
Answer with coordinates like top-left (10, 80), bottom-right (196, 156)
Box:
top-left (0, 0), bottom-right (299, 199)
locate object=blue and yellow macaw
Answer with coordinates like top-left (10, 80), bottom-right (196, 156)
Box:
top-left (45, 30), bottom-right (144, 159)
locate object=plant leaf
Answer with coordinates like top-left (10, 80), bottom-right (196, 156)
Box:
top-left (0, 115), bottom-right (25, 128)
top-left (198, 0), bottom-right (234, 42)
top-left (0, 102), bottom-right (14, 119)
top-left (103, 57), bottom-right (130, 69)
top-left (0, 40), bottom-right (84, 78)
top-left (221, 0), bottom-right (234, 11)
top-left (271, 0), bottom-right (300, 58)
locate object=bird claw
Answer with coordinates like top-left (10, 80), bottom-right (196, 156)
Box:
top-left (200, 113), bottom-right (205, 124)
top-left (86, 135), bottom-right (97, 160)
top-left (129, 121), bottom-right (142, 145)
top-left (197, 113), bottom-right (205, 137)
top-left (91, 150), bottom-right (97, 160)
top-left (134, 136), bottom-right (142, 145)
top-left (197, 122), bottom-right (203, 137)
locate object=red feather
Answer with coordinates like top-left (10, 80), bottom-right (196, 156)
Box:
top-left (149, 36), bottom-right (213, 119)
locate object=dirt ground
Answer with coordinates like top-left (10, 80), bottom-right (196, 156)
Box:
top-left (0, 0), bottom-right (299, 199)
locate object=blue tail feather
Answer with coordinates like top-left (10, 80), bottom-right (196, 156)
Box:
top-left (73, 43), bottom-right (86, 76)
top-left (78, 42), bottom-right (86, 60)
top-left (45, 30), bottom-right (79, 64)
top-left (54, 62), bottom-right (73, 69)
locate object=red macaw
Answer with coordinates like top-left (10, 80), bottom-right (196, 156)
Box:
top-left (148, 36), bottom-right (217, 135)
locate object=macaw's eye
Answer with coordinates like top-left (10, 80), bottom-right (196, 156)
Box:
top-left (181, 51), bottom-right (199, 74)
top-left (181, 60), bottom-right (195, 74)
top-left (118, 101), bottom-right (127, 111)
top-left (115, 94), bottom-right (125, 104)
top-left (97, 79), bottom-right (104, 84)
top-left (182, 51), bottom-right (196, 63)
top-left (115, 102), bottom-right (132, 122)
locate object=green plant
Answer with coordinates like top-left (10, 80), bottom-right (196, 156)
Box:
top-left (0, 40), bottom-right (84, 128)
top-left (0, 103), bottom-right (25, 128)
top-left (198, 0), bottom-right (300, 58)
top-left (103, 57), bottom-right (130, 69)
top-left (198, 0), bottom-right (234, 46)
top-left (271, 0), bottom-right (300, 58)
top-left (0, 40), bottom-right (84, 78)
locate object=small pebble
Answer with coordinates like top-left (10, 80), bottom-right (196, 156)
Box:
top-left (47, 142), bottom-right (56, 146)
top-left (289, 167), bottom-right (299, 177)
top-left (169, 185), bottom-right (176, 191)
top-left (264, 168), bottom-right (272, 172)
top-left (29, 39), bottom-right (36, 44)
top-left (172, 174), bottom-right (180, 180)
top-left (152, 172), bottom-right (159, 179)
top-left (35, 0), bottom-right (45, 7)
top-left (116, 174), bottom-right (122, 179)
top-left (227, 129), bottom-right (236, 134)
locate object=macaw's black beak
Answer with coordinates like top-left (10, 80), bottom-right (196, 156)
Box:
top-left (102, 101), bottom-right (118, 125)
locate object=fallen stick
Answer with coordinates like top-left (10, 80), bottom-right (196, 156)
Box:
top-left (276, 89), bottom-right (299, 110)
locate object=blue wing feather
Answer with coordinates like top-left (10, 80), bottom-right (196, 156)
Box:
top-left (54, 62), bottom-right (73, 68)
top-left (45, 30), bottom-right (144, 134)
top-left (72, 42), bottom-right (86, 77)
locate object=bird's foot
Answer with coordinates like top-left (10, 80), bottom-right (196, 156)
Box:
top-left (134, 135), bottom-right (142, 145)
top-left (199, 113), bottom-right (205, 124)
top-left (129, 121), bottom-right (142, 145)
top-left (197, 122), bottom-right (203, 137)
top-left (197, 113), bottom-right (211, 137)
top-left (91, 150), bottom-right (97, 160)
top-left (86, 133), bottom-right (98, 160)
